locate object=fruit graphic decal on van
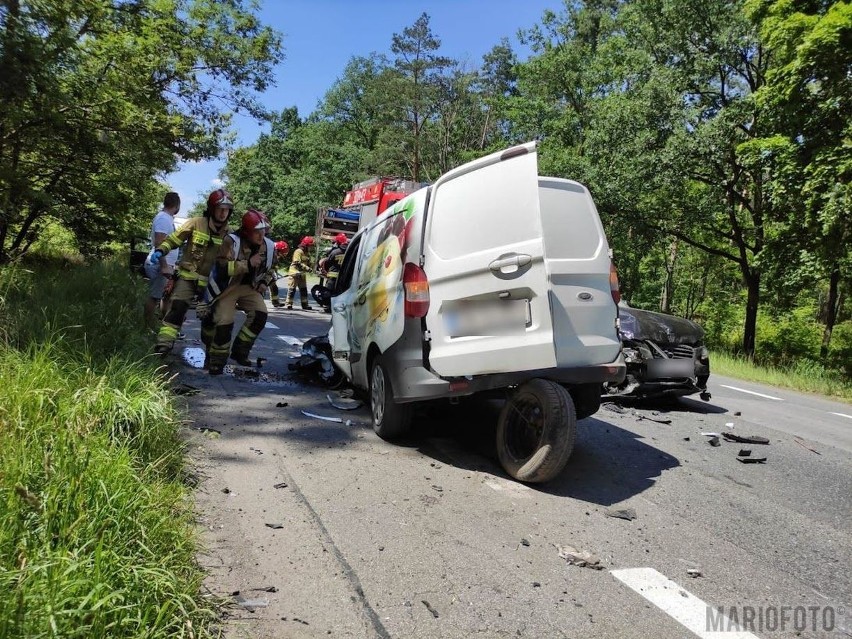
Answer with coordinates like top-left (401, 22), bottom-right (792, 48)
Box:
top-left (355, 198), bottom-right (416, 345)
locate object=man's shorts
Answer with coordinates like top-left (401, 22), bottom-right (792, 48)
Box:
top-left (145, 262), bottom-right (170, 300)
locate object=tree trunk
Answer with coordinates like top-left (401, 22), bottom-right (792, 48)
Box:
top-left (742, 269), bottom-right (760, 359)
top-left (660, 239), bottom-right (678, 313)
top-left (820, 266), bottom-right (840, 359)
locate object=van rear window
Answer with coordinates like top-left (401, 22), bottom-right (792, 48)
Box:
top-left (539, 180), bottom-right (604, 259)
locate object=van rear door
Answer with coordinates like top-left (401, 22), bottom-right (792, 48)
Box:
top-left (421, 142), bottom-right (557, 377)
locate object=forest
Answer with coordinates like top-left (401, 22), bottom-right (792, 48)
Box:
top-left (1, 0), bottom-right (849, 377)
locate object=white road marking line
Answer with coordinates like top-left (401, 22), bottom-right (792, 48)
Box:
top-left (611, 567), bottom-right (758, 638)
top-left (277, 335), bottom-right (304, 346)
top-left (265, 322), bottom-right (278, 329)
top-left (830, 412), bottom-right (852, 420)
top-left (720, 384), bottom-right (783, 401)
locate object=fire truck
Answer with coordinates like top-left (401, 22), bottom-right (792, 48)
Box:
top-left (315, 177), bottom-right (421, 243)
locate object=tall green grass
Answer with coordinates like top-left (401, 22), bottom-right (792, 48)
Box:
top-left (711, 350), bottom-right (852, 402)
top-left (0, 261), bottom-right (215, 638)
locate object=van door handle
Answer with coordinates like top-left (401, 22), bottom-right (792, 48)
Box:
top-left (489, 254), bottom-right (531, 273)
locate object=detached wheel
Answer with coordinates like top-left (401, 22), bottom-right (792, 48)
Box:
top-left (370, 355), bottom-right (412, 440)
top-left (497, 379), bottom-right (577, 483)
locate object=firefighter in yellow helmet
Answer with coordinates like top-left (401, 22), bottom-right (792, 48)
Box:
top-left (149, 188), bottom-right (234, 355)
top-left (284, 236), bottom-right (315, 310)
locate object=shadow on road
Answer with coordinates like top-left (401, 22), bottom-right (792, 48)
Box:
top-left (411, 398), bottom-right (680, 507)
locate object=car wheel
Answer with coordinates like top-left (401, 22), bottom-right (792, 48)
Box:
top-left (370, 355), bottom-right (412, 440)
top-left (497, 379), bottom-right (576, 483)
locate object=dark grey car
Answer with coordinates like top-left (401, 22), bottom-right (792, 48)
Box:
top-left (605, 304), bottom-right (711, 400)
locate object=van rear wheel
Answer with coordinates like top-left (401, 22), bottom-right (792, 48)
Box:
top-left (370, 355), bottom-right (412, 440)
top-left (497, 379), bottom-right (576, 483)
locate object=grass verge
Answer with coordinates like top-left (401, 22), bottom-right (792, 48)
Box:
top-left (0, 261), bottom-right (216, 638)
top-left (711, 350), bottom-right (852, 403)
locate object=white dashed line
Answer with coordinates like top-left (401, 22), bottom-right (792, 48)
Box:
top-left (265, 322), bottom-right (278, 329)
top-left (611, 567), bottom-right (758, 638)
top-left (720, 385), bottom-right (783, 401)
top-left (830, 412), bottom-right (852, 420)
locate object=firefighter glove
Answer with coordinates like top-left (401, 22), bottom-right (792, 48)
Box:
top-left (148, 249), bottom-right (164, 266)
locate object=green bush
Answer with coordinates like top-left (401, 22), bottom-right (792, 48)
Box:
top-left (755, 306), bottom-right (822, 366)
top-left (827, 320), bottom-right (852, 377)
top-left (0, 262), bottom-right (215, 638)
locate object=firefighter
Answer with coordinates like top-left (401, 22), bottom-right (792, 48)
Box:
top-left (203, 209), bottom-right (276, 375)
top-left (269, 240), bottom-right (290, 307)
top-left (149, 188), bottom-right (234, 355)
top-left (322, 233), bottom-right (349, 290)
top-left (284, 236), bottom-right (315, 310)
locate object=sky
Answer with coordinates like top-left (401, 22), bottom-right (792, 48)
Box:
top-left (167, 0), bottom-right (564, 210)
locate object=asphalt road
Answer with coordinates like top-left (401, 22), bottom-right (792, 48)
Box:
top-left (173, 306), bottom-right (851, 639)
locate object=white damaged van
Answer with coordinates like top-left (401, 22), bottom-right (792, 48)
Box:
top-left (328, 141), bottom-right (625, 483)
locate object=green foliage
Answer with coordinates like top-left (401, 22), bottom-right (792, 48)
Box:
top-left (0, 0), bottom-right (283, 262)
top-left (0, 262), bottom-right (214, 637)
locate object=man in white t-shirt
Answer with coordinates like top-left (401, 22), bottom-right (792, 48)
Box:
top-left (144, 192), bottom-right (181, 330)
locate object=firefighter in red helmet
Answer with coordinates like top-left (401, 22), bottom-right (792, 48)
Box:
top-left (202, 209), bottom-right (277, 374)
top-left (284, 235), bottom-right (315, 310)
top-left (149, 188), bottom-right (234, 355)
top-left (269, 240), bottom-right (289, 307)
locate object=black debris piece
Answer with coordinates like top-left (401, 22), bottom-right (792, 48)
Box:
top-left (738, 449), bottom-right (752, 457)
top-left (250, 586), bottom-right (278, 593)
top-left (273, 482), bottom-right (288, 489)
top-left (288, 335), bottom-right (344, 388)
top-left (636, 413), bottom-right (672, 424)
top-left (737, 457), bottom-right (767, 464)
top-left (532, 582), bottom-right (541, 588)
top-left (793, 436), bottom-right (821, 455)
top-left (422, 600), bottom-right (440, 618)
top-left (172, 383), bottom-right (201, 396)
top-left (256, 357), bottom-right (266, 368)
top-left (683, 437), bottom-right (691, 441)
top-left (521, 538), bottom-right (531, 547)
top-left (222, 487), bottom-right (231, 494)
top-left (265, 523), bottom-right (284, 529)
top-left (699, 391), bottom-right (712, 401)
top-left (723, 433), bottom-right (769, 445)
top-left (276, 402), bottom-right (289, 408)
top-left (734, 411), bottom-right (742, 416)
top-left (193, 426), bottom-right (221, 435)
top-left (707, 436), bottom-right (721, 447)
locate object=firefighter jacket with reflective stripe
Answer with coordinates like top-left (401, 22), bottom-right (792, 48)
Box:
top-left (288, 247), bottom-right (313, 275)
top-left (157, 216), bottom-right (230, 283)
top-left (207, 234), bottom-right (275, 301)
top-left (323, 245), bottom-right (346, 279)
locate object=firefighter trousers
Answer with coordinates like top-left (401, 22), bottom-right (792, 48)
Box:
top-left (206, 284), bottom-right (268, 373)
top-left (284, 273), bottom-right (310, 309)
top-left (156, 277), bottom-right (206, 353)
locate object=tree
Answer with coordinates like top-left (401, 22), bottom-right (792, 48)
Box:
top-left (389, 12), bottom-right (454, 181)
top-left (746, 0), bottom-right (852, 356)
top-left (0, 0), bottom-right (282, 261)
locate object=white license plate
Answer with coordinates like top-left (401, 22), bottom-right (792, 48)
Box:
top-left (444, 299), bottom-right (530, 337)
top-left (646, 358), bottom-right (695, 378)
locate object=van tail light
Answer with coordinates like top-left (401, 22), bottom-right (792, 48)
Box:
top-left (609, 261), bottom-right (621, 304)
top-left (403, 263), bottom-right (430, 317)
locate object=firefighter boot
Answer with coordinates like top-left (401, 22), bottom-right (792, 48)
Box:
top-left (208, 324), bottom-right (233, 375)
top-left (230, 321), bottom-right (262, 366)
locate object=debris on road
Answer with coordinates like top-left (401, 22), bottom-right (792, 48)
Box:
top-left (327, 393), bottom-right (363, 411)
top-left (521, 538), bottom-right (531, 547)
top-left (738, 449), bottom-right (752, 457)
top-left (737, 457), bottom-right (767, 464)
top-left (265, 523), bottom-right (284, 529)
top-left (234, 596), bottom-right (269, 611)
top-left (725, 422), bottom-right (735, 428)
top-left (686, 568), bottom-right (702, 578)
top-left (273, 482), bottom-right (288, 489)
top-left (301, 410), bottom-right (343, 423)
top-left (723, 433), bottom-right (769, 445)
top-left (250, 586), bottom-right (278, 593)
top-left (734, 411), bottom-right (742, 416)
top-left (276, 401), bottom-right (289, 408)
top-left (249, 447), bottom-right (263, 455)
top-left (288, 335), bottom-right (343, 387)
top-left (636, 413), bottom-right (672, 424)
top-left (605, 507), bottom-right (637, 521)
top-left (793, 436), bottom-right (821, 455)
top-left (422, 600), bottom-right (440, 618)
top-left (172, 383), bottom-right (201, 396)
top-left (256, 357), bottom-right (266, 368)
top-left (703, 433), bottom-right (721, 447)
top-left (555, 544), bottom-right (604, 570)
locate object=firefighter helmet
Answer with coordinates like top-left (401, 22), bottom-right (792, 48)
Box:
top-left (240, 209), bottom-right (269, 233)
top-left (274, 240), bottom-right (289, 253)
top-left (205, 189), bottom-right (234, 218)
top-left (334, 233), bottom-right (348, 246)
top-left (299, 236), bottom-right (315, 247)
